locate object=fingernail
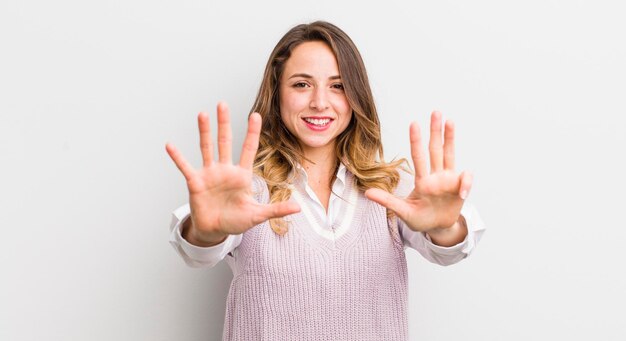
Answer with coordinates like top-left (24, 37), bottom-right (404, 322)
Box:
top-left (460, 190), bottom-right (468, 200)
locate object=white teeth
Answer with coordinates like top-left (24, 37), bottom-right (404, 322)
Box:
top-left (303, 118), bottom-right (331, 126)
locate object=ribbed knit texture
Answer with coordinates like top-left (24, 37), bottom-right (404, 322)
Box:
top-left (222, 173), bottom-right (409, 340)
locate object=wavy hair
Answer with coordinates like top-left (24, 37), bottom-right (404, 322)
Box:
top-left (251, 21), bottom-right (407, 234)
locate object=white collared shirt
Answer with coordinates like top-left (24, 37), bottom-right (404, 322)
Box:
top-left (290, 162), bottom-right (347, 228)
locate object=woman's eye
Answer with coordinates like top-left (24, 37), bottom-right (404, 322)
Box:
top-left (293, 82), bottom-right (308, 88)
top-left (332, 83), bottom-right (344, 90)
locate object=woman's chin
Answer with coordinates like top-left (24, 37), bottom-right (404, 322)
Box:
top-left (298, 138), bottom-right (336, 154)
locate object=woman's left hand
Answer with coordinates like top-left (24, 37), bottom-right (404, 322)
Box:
top-left (365, 111), bottom-right (471, 242)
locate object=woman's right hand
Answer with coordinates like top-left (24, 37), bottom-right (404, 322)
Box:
top-left (165, 102), bottom-right (301, 247)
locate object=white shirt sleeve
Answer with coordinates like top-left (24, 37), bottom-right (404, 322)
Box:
top-left (399, 201), bottom-right (486, 266)
top-left (168, 203), bottom-right (242, 268)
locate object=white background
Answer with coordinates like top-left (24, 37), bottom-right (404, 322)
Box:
top-left (1, 0), bottom-right (625, 340)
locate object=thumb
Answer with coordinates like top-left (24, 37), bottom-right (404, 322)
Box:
top-left (253, 201), bottom-right (301, 225)
top-left (365, 188), bottom-right (410, 219)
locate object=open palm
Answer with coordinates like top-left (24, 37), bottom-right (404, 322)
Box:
top-left (165, 103), bottom-right (300, 244)
top-left (365, 111), bottom-right (472, 233)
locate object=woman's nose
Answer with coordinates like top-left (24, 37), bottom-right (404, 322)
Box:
top-left (309, 87), bottom-right (330, 111)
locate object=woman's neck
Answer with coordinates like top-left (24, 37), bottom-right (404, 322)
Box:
top-left (301, 145), bottom-right (338, 188)
top-left (300, 145), bottom-right (338, 212)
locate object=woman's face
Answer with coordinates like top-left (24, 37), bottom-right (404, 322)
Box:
top-left (279, 41), bottom-right (352, 157)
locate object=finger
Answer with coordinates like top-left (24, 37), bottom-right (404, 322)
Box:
top-left (459, 171), bottom-right (473, 200)
top-left (443, 120), bottom-right (455, 170)
top-left (253, 201), bottom-right (301, 224)
top-left (364, 188), bottom-right (411, 219)
top-left (198, 112), bottom-right (213, 167)
top-left (165, 143), bottom-right (195, 182)
top-left (216, 102), bottom-right (232, 164)
top-left (410, 122), bottom-right (427, 179)
top-left (239, 113), bottom-right (262, 169)
top-left (429, 111), bottom-right (444, 172)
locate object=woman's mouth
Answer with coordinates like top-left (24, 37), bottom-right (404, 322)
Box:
top-left (302, 117), bottom-right (333, 131)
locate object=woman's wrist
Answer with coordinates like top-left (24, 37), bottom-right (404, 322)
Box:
top-left (182, 218), bottom-right (229, 247)
top-left (426, 215), bottom-right (468, 247)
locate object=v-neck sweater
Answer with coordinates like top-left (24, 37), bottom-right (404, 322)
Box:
top-left (221, 172), bottom-right (409, 340)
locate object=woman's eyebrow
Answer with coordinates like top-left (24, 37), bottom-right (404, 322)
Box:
top-left (288, 73), bottom-right (312, 79)
top-left (288, 73), bottom-right (342, 80)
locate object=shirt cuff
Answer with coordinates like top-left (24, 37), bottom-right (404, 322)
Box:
top-left (401, 201), bottom-right (486, 266)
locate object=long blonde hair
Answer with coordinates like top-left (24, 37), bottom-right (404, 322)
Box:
top-left (251, 21), bottom-right (407, 234)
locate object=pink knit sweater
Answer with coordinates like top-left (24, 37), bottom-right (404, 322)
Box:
top-left (221, 173), bottom-right (409, 340)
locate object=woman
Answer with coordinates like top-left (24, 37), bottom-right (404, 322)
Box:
top-left (166, 21), bottom-right (485, 340)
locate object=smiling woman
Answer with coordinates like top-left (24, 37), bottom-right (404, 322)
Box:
top-left (250, 23), bottom-right (411, 236)
top-left (165, 21), bottom-right (486, 340)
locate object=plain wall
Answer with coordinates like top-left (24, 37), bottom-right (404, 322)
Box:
top-left (1, 0), bottom-right (625, 340)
